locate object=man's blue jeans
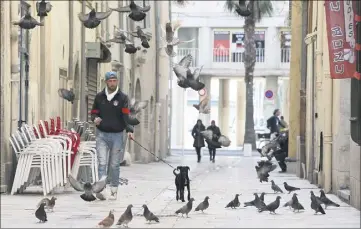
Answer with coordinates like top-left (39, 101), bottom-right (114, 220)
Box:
top-left (96, 130), bottom-right (124, 187)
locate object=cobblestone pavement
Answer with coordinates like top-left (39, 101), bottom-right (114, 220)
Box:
top-left (1, 154), bottom-right (360, 228)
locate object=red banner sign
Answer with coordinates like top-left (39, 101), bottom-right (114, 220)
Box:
top-left (325, 1), bottom-right (357, 79)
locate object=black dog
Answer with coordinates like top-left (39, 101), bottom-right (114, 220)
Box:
top-left (173, 166), bottom-right (191, 202)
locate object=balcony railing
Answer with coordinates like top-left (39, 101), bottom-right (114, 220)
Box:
top-left (213, 48), bottom-right (265, 63)
top-left (176, 48), bottom-right (199, 67)
top-left (281, 48), bottom-right (291, 63)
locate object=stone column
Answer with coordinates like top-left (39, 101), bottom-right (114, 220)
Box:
top-left (218, 79), bottom-right (230, 137)
top-left (236, 81), bottom-right (246, 146)
top-left (198, 27), bottom-right (212, 67)
top-left (263, 76), bottom-right (279, 117)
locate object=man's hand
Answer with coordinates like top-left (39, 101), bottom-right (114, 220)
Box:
top-left (94, 117), bottom-right (102, 126)
top-left (127, 132), bottom-right (134, 140)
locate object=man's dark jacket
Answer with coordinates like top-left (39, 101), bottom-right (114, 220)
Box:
top-left (267, 116), bottom-right (284, 134)
top-left (90, 88), bottom-right (131, 133)
top-left (206, 125), bottom-right (221, 149)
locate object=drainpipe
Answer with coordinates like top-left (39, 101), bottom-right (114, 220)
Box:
top-left (118, 0), bottom-right (124, 90)
top-left (153, 1), bottom-right (161, 156)
top-left (79, 0), bottom-right (87, 121)
top-left (24, 27), bottom-right (29, 123)
top-left (18, 3), bottom-right (24, 128)
top-left (316, 1), bottom-right (332, 192)
top-left (168, 0), bottom-right (172, 155)
top-left (69, 1), bottom-right (76, 118)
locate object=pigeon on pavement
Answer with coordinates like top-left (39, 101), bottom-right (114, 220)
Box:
top-left (195, 196), bottom-right (210, 213)
top-left (111, 0), bottom-right (151, 22)
top-left (319, 190), bottom-right (340, 209)
top-left (175, 198), bottom-right (195, 217)
top-left (37, 197), bottom-right (57, 212)
top-left (78, 9), bottom-right (113, 29)
top-left (116, 204), bottom-right (134, 227)
top-left (310, 191), bottom-right (324, 206)
top-left (283, 182), bottom-right (300, 194)
top-left (271, 180), bottom-right (284, 193)
top-left (311, 191), bottom-right (326, 214)
top-left (35, 203), bottom-right (47, 223)
top-left (225, 194), bottom-right (241, 209)
top-left (68, 175), bottom-right (107, 202)
top-left (13, 12), bottom-right (44, 30)
top-left (258, 196), bottom-right (281, 214)
top-left (142, 204), bottom-right (159, 223)
top-left (97, 210), bottom-right (115, 228)
top-left (283, 197), bottom-right (293, 209)
top-left (291, 193), bottom-right (305, 212)
top-left (244, 193), bottom-right (264, 209)
top-left (259, 192), bottom-right (265, 202)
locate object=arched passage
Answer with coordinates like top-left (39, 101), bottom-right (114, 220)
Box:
top-left (134, 78), bottom-right (142, 162)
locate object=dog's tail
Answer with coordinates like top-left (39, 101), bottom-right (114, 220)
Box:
top-left (173, 168), bottom-right (179, 176)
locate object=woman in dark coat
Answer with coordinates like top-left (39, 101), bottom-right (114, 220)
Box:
top-left (191, 119), bottom-right (206, 163)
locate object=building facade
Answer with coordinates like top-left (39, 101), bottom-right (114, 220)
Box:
top-left (0, 0), bottom-right (171, 192)
top-left (170, 1), bottom-right (291, 149)
top-left (290, 0), bottom-right (360, 209)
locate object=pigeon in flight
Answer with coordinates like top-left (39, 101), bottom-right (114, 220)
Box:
top-left (116, 204), bottom-right (134, 227)
top-left (142, 204), bottom-right (159, 223)
top-left (13, 12), bottom-right (44, 30)
top-left (225, 194), bottom-right (241, 209)
top-left (111, 0), bottom-right (151, 22)
top-left (36, 0), bottom-right (52, 17)
top-left (173, 54), bottom-right (193, 89)
top-left (78, 8), bottom-right (113, 29)
top-left (185, 66), bottom-right (205, 91)
top-left (37, 197), bottom-right (57, 212)
top-left (107, 26), bottom-right (132, 44)
top-left (161, 21), bottom-right (195, 57)
top-left (97, 210), bottom-right (115, 228)
top-left (319, 190), bottom-right (340, 209)
top-left (122, 98), bottom-right (148, 126)
top-left (68, 175), bottom-right (107, 202)
top-left (311, 191), bottom-right (326, 214)
top-left (35, 203), bottom-right (47, 223)
top-left (195, 196), bottom-right (210, 213)
top-left (173, 0), bottom-right (189, 7)
top-left (125, 26), bottom-right (152, 49)
top-left (201, 129), bottom-right (231, 148)
top-left (283, 182), bottom-right (300, 194)
top-left (58, 88), bottom-right (75, 104)
top-left (235, 0), bottom-right (252, 17)
top-left (193, 96), bottom-right (210, 114)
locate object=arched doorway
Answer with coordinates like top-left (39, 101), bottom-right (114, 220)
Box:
top-left (134, 79), bottom-right (142, 162)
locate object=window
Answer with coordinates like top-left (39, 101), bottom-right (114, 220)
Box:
top-left (280, 30), bottom-right (291, 63)
top-left (230, 30), bottom-right (265, 63)
top-left (255, 31), bottom-right (265, 62)
top-left (213, 31), bottom-right (230, 62)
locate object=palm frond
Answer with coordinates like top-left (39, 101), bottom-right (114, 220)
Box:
top-left (252, 1), bottom-right (274, 22)
top-left (223, 0), bottom-right (237, 14)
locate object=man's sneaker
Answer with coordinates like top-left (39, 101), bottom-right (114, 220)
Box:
top-left (109, 187), bottom-right (118, 200)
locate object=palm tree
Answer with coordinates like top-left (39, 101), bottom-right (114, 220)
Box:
top-left (224, 0), bottom-right (273, 149)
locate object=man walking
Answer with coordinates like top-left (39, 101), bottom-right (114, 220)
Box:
top-left (90, 71), bottom-right (133, 200)
top-left (266, 109), bottom-right (284, 140)
top-left (206, 120), bottom-right (221, 163)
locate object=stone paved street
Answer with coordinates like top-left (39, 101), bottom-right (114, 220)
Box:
top-left (1, 154), bottom-right (360, 228)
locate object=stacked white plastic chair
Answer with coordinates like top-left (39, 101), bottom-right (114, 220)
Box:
top-left (68, 119), bottom-right (98, 183)
top-left (9, 124), bottom-right (69, 196)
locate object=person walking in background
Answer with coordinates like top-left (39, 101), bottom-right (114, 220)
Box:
top-left (206, 120), bottom-right (221, 163)
top-left (266, 109), bottom-right (285, 140)
top-left (90, 71), bottom-right (133, 200)
top-left (191, 119), bottom-right (206, 163)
